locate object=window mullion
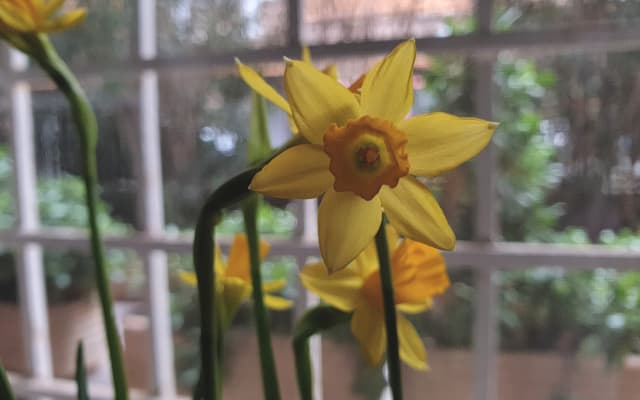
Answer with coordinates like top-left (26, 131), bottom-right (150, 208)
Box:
top-left (471, 1), bottom-right (499, 400)
top-left (137, 0), bottom-right (176, 396)
top-left (9, 49), bottom-right (54, 382)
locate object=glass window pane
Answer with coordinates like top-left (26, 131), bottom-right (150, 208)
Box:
top-left (494, 0), bottom-right (640, 32)
top-left (158, 0), bottom-right (288, 57)
top-left (159, 69), bottom-right (297, 231)
top-left (302, 0), bottom-right (475, 45)
top-left (498, 268), bottom-right (640, 400)
top-left (0, 90), bottom-right (15, 231)
top-left (32, 76), bottom-right (139, 230)
top-left (0, 248), bottom-right (32, 374)
top-left (496, 51), bottom-right (640, 244)
top-left (51, 0), bottom-right (135, 67)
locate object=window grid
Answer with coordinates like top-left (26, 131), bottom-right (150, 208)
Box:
top-left (3, 0), bottom-right (640, 399)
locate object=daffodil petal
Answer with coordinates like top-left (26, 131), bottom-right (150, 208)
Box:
top-left (225, 234), bottom-right (269, 282)
top-left (322, 64), bottom-right (338, 80)
top-left (318, 189), bottom-right (382, 272)
top-left (397, 299), bottom-right (433, 314)
top-left (214, 243), bottom-right (225, 276)
top-left (178, 271), bottom-right (197, 287)
top-left (223, 277), bottom-right (252, 319)
top-left (299, 262), bottom-right (362, 311)
top-left (48, 8), bottom-right (86, 31)
top-left (249, 144), bottom-right (333, 199)
top-left (0, 5), bottom-right (33, 31)
top-left (397, 314), bottom-right (428, 370)
top-left (351, 304), bottom-right (386, 367)
top-left (262, 279), bottom-right (287, 292)
top-left (386, 224), bottom-right (400, 254)
top-left (349, 225), bottom-right (398, 278)
top-left (351, 242), bottom-right (378, 278)
top-left (399, 112), bottom-right (498, 176)
top-left (43, 0), bottom-right (65, 17)
top-left (264, 295), bottom-right (293, 310)
top-left (380, 177), bottom-right (455, 251)
top-left (361, 39), bottom-right (416, 122)
top-left (236, 60), bottom-right (292, 116)
top-left (285, 59), bottom-right (361, 144)
top-left (302, 46), bottom-right (312, 63)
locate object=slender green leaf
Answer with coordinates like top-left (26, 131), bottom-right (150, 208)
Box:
top-left (243, 194), bottom-right (281, 400)
top-left (248, 92), bottom-right (272, 165)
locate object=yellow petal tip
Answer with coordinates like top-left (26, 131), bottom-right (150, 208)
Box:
top-left (234, 57), bottom-right (243, 65)
top-left (444, 238), bottom-right (456, 251)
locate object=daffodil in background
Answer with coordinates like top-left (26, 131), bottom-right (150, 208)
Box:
top-left (0, 0), bottom-right (86, 33)
top-left (249, 39), bottom-right (497, 272)
top-left (299, 226), bottom-right (449, 370)
top-left (181, 234), bottom-right (292, 326)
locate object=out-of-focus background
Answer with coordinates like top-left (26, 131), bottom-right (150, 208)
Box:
top-left (2, 0), bottom-right (640, 399)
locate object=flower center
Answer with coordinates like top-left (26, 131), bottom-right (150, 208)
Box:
top-left (323, 115), bottom-right (410, 200)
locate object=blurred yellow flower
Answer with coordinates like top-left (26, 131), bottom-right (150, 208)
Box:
top-left (300, 226), bottom-right (450, 370)
top-left (0, 0), bottom-right (86, 33)
top-left (180, 234), bottom-right (292, 325)
top-left (250, 39), bottom-right (497, 272)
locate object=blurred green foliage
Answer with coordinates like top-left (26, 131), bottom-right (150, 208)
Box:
top-left (421, 49), bottom-right (640, 366)
top-left (0, 146), bottom-right (131, 304)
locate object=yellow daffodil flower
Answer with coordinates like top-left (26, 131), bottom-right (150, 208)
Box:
top-left (300, 226), bottom-right (450, 370)
top-left (180, 234), bottom-right (292, 325)
top-left (249, 39), bottom-right (497, 272)
top-left (0, 0), bottom-right (86, 33)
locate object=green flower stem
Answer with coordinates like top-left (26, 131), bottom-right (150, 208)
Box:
top-left (374, 217), bottom-right (403, 400)
top-left (293, 306), bottom-right (351, 400)
top-left (29, 35), bottom-right (129, 400)
top-left (293, 340), bottom-right (312, 400)
top-left (76, 342), bottom-right (90, 400)
top-left (0, 359), bottom-right (16, 400)
top-left (242, 194), bottom-right (281, 400)
top-left (193, 168), bottom-right (259, 400)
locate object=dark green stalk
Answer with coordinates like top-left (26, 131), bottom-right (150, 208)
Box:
top-left (293, 306), bottom-right (351, 400)
top-left (193, 168), bottom-right (259, 400)
top-left (76, 342), bottom-right (90, 400)
top-left (242, 194), bottom-right (281, 400)
top-left (30, 35), bottom-right (128, 400)
top-left (374, 217), bottom-right (403, 400)
top-left (0, 359), bottom-right (15, 400)
top-left (191, 137), bottom-right (304, 400)
top-left (293, 340), bottom-right (312, 400)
